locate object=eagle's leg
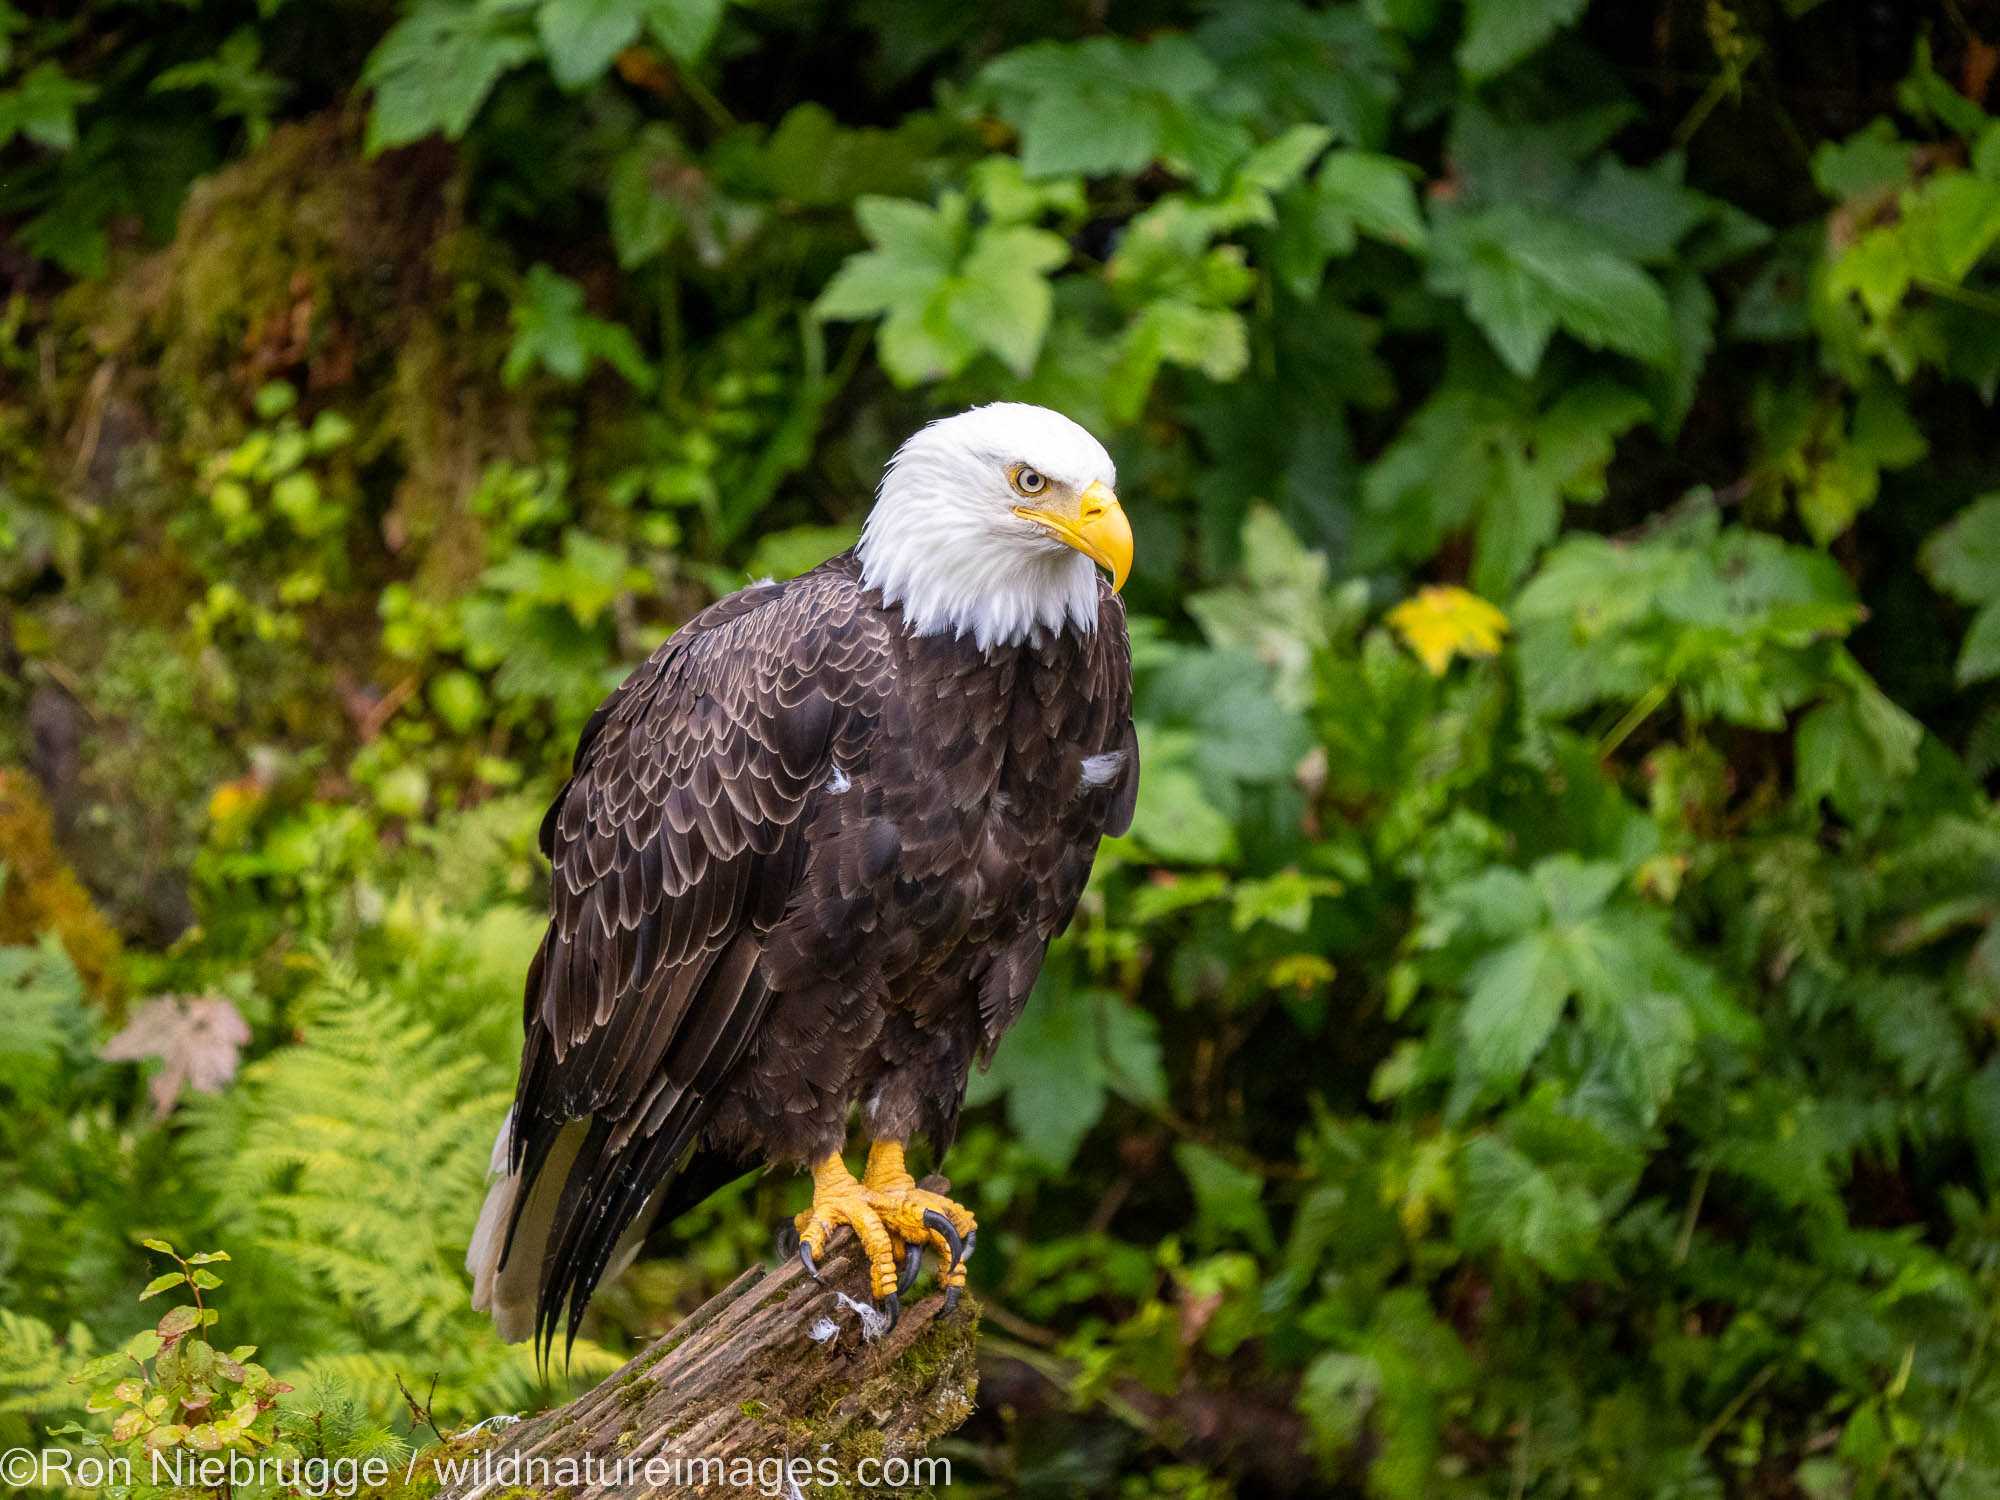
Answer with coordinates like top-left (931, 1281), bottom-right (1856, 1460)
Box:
top-left (859, 1140), bottom-right (977, 1306)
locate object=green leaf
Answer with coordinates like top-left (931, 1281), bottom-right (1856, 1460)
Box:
top-left (1430, 207), bottom-right (1676, 375)
top-left (1921, 494), bottom-right (2000, 682)
top-left (1459, 935), bottom-right (1566, 1088)
top-left (1174, 1142), bottom-right (1274, 1252)
top-left (816, 191), bottom-right (1068, 382)
top-left (1457, 0), bottom-right (1589, 80)
top-left (1125, 730), bottom-right (1239, 865)
top-left (1966, 1058), bottom-right (2000, 1192)
top-left (140, 1272), bottom-right (187, 1301)
top-left (1197, 2), bottom-right (1404, 149)
top-left (971, 984), bottom-right (1157, 1169)
top-left (1361, 379), bottom-right (1647, 595)
top-left (428, 670), bottom-right (487, 733)
top-left (1317, 150), bottom-right (1426, 248)
top-left (537, 0), bottom-right (646, 87)
top-left (1231, 870), bottom-right (1343, 933)
top-left (741, 524), bottom-right (862, 582)
top-left (1275, 150), bottom-right (1427, 297)
top-left (1100, 995), bottom-right (1167, 1107)
top-left (150, 27), bottom-right (283, 147)
top-left (1900, 171), bottom-right (2000, 288)
top-left (1515, 520), bottom-right (1863, 727)
top-left (1922, 494), bottom-right (2000, 604)
top-left (534, 0), bottom-right (723, 83)
top-left (1812, 117), bottom-right (1912, 201)
top-left (1958, 605), bottom-right (2000, 685)
top-left (643, 0), bottom-right (725, 61)
top-left (608, 127), bottom-right (685, 266)
top-left (1297, 1289), bottom-right (1473, 1497)
top-left (951, 225), bottom-right (1068, 375)
top-left (1567, 154), bottom-right (1734, 266)
top-left (816, 196), bottom-right (957, 319)
top-left (363, 0), bottom-right (539, 152)
top-left (975, 35), bottom-right (1252, 191)
top-left (0, 61), bottom-right (97, 151)
top-left (1238, 124), bottom-right (1334, 195)
top-left (1897, 35), bottom-right (1991, 141)
top-left (504, 264), bottom-right (655, 390)
top-left (1456, 1134), bottom-right (1605, 1278)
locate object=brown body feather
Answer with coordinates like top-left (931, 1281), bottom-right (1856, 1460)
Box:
top-left (487, 549), bottom-right (1136, 1349)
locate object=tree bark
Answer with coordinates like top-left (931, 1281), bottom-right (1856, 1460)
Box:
top-left (433, 1238), bottom-right (979, 1500)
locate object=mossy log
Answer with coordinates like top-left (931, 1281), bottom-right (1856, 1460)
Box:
top-left (435, 1237), bottom-right (979, 1500)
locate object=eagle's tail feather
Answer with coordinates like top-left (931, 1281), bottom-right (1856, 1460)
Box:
top-left (468, 1106), bottom-right (748, 1358)
top-left (534, 933), bottom-right (775, 1356)
top-left (467, 1111), bottom-right (587, 1344)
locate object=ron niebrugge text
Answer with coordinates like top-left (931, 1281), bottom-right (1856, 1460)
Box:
top-left (1, 1446), bottom-right (951, 1494)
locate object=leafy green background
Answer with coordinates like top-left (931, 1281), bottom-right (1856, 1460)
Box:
top-left (6, 0), bottom-right (2000, 1495)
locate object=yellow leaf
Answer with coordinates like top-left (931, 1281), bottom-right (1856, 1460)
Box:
top-left (206, 775), bottom-right (264, 826)
top-left (1387, 585), bottom-right (1510, 674)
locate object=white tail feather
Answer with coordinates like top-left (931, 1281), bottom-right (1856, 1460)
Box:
top-left (467, 1111), bottom-right (660, 1344)
top-left (467, 1110), bottom-right (583, 1343)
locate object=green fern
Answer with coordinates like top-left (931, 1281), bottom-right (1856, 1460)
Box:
top-left (279, 1371), bottom-right (412, 1465)
top-left (176, 952), bottom-right (609, 1419)
top-left (0, 1308), bottom-right (91, 1447)
top-left (186, 956), bottom-right (507, 1342)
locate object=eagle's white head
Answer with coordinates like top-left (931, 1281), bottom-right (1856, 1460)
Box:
top-left (857, 403), bottom-right (1132, 652)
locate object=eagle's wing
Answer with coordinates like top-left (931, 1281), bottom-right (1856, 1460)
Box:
top-left (498, 564), bottom-right (889, 1350)
top-left (1090, 588), bottom-right (1139, 839)
top-left (970, 585), bottom-right (1138, 1064)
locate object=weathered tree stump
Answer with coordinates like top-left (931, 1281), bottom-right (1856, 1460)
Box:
top-left (435, 1239), bottom-right (979, 1500)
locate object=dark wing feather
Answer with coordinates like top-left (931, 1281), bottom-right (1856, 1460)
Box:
top-left (506, 563), bottom-right (888, 1353)
top-left (970, 585), bottom-right (1138, 1066)
top-left (1091, 590), bottom-right (1139, 837)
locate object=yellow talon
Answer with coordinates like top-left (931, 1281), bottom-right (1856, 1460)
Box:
top-left (791, 1144), bottom-right (978, 1305)
top-left (793, 1154), bottom-right (902, 1300)
top-left (860, 1141), bottom-right (977, 1294)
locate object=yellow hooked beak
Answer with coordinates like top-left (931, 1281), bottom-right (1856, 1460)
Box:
top-left (1015, 480), bottom-right (1133, 593)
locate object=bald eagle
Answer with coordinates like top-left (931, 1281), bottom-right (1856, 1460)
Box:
top-left (466, 404), bottom-right (1138, 1350)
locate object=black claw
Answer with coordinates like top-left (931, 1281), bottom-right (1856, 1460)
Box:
top-left (922, 1209), bottom-right (964, 1270)
top-left (898, 1243), bottom-right (923, 1296)
top-left (877, 1293), bottom-right (900, 1331)
top-left (799, 1240), bottom-right (820, 1280)
top-left (943, 1285), bottom-right (961, 1313)
top-left (961, 1227), bottom-right (977, 1264)
top-left (775, 1222), bottom-right (801, 1261)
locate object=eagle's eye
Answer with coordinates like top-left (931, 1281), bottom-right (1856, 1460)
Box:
top-left (1011, 466), bottom-right (1048, 497)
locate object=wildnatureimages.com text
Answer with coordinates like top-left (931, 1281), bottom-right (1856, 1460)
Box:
top-left (0, 1446), bottom-right (951, 1494)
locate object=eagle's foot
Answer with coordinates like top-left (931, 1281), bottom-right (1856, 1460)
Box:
top-left (790, 1145), bottom-right (978, 1316)
top-left (861, 1141), bottom-right (977, 1303)
top-left (792, 1154), bottom-right (908, 1312)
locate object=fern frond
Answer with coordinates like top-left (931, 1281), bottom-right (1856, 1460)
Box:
top-left (0, 1309), bottom-right (91, 1417)
top-left (181, 955), bottom-right (512, 1348)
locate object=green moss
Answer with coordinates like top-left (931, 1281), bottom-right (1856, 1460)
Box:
top-left (640, 1332), bottom-right (684, 1368)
